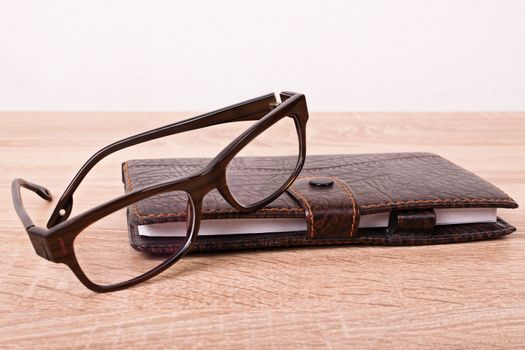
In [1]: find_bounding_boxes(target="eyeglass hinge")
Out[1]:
[269,102,281,110]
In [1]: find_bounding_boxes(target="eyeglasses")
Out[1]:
[12,92,308,292]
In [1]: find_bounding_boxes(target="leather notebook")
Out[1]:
[122,152,518,253]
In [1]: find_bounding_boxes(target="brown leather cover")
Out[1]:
[122,152,518,253]
[288,177,360,239]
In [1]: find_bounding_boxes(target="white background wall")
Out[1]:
[1,0,524,112]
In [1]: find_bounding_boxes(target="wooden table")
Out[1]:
[1,113,523,349]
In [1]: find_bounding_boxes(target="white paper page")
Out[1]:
[138,208,497,237]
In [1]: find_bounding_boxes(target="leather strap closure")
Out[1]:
[287,176,360,239]
[388,209,436,235]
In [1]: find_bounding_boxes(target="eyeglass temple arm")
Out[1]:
[12,178,53,230]
[46,92,286,228]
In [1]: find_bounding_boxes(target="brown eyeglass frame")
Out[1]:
[11,91,308,293]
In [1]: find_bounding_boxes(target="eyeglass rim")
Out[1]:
[11,91,308,292]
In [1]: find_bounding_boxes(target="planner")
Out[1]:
[122,152,518,253]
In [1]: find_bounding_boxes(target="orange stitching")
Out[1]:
[134,207,304,219]
[332,178,358,237]
[288,184,315,238]
[361,198,514,209]
[123,162,143,221]
[290,176,359,238]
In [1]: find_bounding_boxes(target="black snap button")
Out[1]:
[309,178,334,188]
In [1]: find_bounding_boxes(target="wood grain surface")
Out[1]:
[0,112,524,349]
